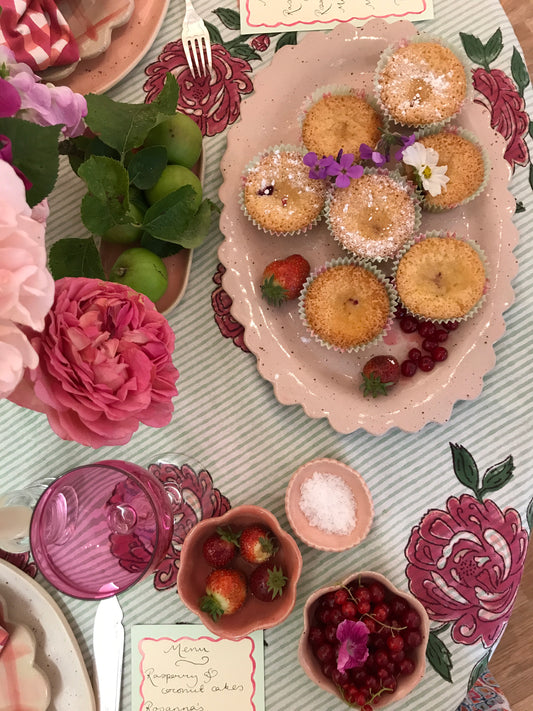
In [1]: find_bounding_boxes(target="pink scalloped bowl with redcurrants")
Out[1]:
[177,505,303,640]
[298,571,430,708]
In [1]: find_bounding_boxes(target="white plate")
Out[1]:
[0,559,96,711]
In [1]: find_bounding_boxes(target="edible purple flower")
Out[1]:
[0,77,21,118]
[359,142,388,166]
[394,133,416,161]
[327,151,364,188]
[303,151,329,180]
[336,619,369,673]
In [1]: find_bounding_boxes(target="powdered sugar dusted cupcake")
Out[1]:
[299,257,397,352]
[325,169,421,261]
[409,126,490,210]
[299,86,384,162]
[375,36,471,128]
[241,145,328,236]
[394,231,487,322]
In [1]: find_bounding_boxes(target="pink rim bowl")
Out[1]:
[298,571,430,707]
[177,505,303,640]
[285,459,374,551]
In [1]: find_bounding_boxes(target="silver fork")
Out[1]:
[181,0,212,78]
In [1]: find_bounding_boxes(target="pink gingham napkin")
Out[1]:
[0,0,79,71]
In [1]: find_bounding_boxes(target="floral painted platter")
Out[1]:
[218,18,519,435]
[54,0,170,95]
[0,559,96,710]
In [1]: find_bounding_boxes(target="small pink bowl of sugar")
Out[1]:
[285,458,374,552]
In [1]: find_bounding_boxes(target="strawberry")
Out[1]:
[249,563,287,602]
[200,568,247,621]
[260,254,310,306]
[240,525,278,564]
[202,526,241,568]
[360,355,401,397]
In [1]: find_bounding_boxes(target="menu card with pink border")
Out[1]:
[131,625,264,711]
[240,0,434,33]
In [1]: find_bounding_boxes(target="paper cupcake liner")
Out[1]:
[374,33,474,131]
[297,85,387,160]
[324,167,422,262]
[393,230,488,324]
[239,144,327,237]
[408,125,491,211]
[298,256,398,353]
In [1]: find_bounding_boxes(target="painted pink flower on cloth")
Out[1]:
[148,460,231,590]
[473,67,529,170]
[9,278,179,448]
[251,35,270,52]
[212,263,249,353]
[0,549,37,578]
[144,40,253,137]
[406,493,528,647]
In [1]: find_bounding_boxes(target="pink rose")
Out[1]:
[406,494,528,647]
[13,277,179,448]
[0,320,38,398]
[144,41,253,137]
[473,67,530,170]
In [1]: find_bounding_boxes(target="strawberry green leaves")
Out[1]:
[450,443,514,502]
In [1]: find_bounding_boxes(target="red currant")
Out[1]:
[404,610,421,629]
[357,600,371,615]
[432,346,448,362]
[374,650,389,668]
[386,635,404,653]
[334,588,349,606]
[329,608,344,626]
[401,359,417,377]
[373,603,390,622]
[308,626,325,647]
[404,629,423,649]
[418,355,435,372]
[408,347,422,362]
[399,658,416,675]
[324,624,337,643]
[422,338,439,352]
[442,320,459,331]
[391,597,408,617]
[434,328,448,342]
[315,642,335,664]
[418,321,436,338]
[368,582,386,603]
[355,586,371,603]
[341,600,357,620]
[399,315,418,333]
[363,617,377,633]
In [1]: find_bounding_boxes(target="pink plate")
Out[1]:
[285,458,374,552]
[218,18,519,435]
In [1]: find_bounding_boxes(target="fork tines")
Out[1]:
[183,36,212,78]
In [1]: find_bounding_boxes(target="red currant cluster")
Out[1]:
[308,579,424,710]
[397,306,460,377]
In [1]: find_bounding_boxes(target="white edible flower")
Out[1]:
[402,142,450,196]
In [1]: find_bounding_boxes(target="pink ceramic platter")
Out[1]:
[218,18,519,435]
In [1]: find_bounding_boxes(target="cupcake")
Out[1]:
[326,169,421,260]
[300,88,383,162]
[299,259,395,352]
[395,232,486,322]
[241,146,328,236]
[375,38,469,127]
[410,128,489,210]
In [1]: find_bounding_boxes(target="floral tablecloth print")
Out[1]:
[1,1,532,710]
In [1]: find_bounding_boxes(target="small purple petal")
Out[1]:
[303,151,318,167]
[319,155,336,168]
[326,161,341,177]
[339,152,356,169]
[346,164,364,180]
[372,150,388,166]
[335,173,351,188]
[0,78,21,117]
[359,143,374,160]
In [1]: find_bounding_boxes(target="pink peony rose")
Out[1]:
[0,320,38,398]
[211,263,249,353]
[406,494,528,647]
[12,277,180,448]
[144,41,253,137]
[473,67,530,170]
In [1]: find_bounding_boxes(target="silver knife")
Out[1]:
[93,596,124,711]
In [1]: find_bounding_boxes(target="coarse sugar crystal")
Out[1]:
[298,471,356,535]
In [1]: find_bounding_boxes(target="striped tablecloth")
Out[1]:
[1,0,531,709]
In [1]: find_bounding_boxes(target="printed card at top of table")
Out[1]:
[131,624,264,711]
[240,0,434,34]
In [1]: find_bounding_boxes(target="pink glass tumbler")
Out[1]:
[30,460,174,599]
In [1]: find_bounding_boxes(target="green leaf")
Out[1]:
[479,455,514,498]
[140,232,184,258]
[80,194,115,235]
[0,117,61,207]
[85,73,179,158]
[213,7,240,30]
[426,631,453,683]
[48,237,105,280]
[529,121,533,140]
[229,43,261,62]
[142,185,199,241]
[276,32,297,52]
[467,651,490,691]
[127,146,167,190]
[78,156,130,230]
[511,47,530,96]
[459,32,487,68]
[60,135,120,175]
[205,20,224,46]
[169,199,215,249]
[530,164,533,192]
[484,28,503,65]
[450,443,480,495]
[526,496,533,533]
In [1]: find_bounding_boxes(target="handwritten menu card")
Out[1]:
[240,0,434,34]
[131,624,264,711]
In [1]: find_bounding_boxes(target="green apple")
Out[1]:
[102,203,145,244]
[145,164,202,211]
[109,247,168,303]
[144,113,202,168]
